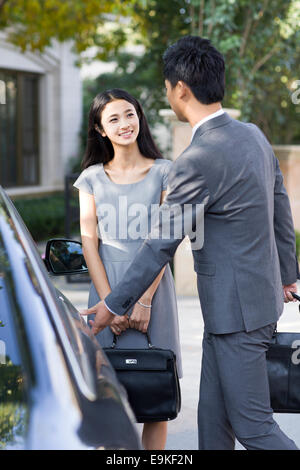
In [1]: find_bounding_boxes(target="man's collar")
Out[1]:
[191,108,225,142]
[191,111,232,142]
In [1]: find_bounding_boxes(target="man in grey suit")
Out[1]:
[83,36,299,449]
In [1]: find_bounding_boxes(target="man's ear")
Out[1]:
[176,81,187,98]
[177,81,190,100]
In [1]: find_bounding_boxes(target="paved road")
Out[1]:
[52,276,300,450]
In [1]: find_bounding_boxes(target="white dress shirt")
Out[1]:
[191,108,225,142]
[104,300,118,315]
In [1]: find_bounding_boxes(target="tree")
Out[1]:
[82,0,191,130]
[2,0,299,144]
[187,0,300,144]
[0,0,139,56]
[84,0,300,144]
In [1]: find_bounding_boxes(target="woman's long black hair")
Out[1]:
[82,89,163,170]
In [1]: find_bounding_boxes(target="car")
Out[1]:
[0,186,141,450]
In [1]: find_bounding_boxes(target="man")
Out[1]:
[82,36,299,450]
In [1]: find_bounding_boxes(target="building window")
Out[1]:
[0,70,39,188]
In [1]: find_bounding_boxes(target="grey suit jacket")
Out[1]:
[105,113,298,334]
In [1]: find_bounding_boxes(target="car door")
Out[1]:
[0,187,140,449]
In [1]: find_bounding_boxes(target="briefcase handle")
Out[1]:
[290,292,300,315]
[291,292,300,302]
[111,331,154,349]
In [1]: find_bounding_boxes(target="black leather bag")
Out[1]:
[266,293,300,413]
[103,332,181,423]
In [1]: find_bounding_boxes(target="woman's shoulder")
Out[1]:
[155,157,172,166]
[153,158,173,190]
[73,163,102,194]
[80,163,102,176]
[154,158,173,172]
[78,163,103,181]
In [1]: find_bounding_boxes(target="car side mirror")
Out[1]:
[44,239,88,275]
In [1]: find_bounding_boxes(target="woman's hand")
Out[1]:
[110,314,130,336]
[129,301,151,333]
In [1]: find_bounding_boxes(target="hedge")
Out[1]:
[13,194,79,242]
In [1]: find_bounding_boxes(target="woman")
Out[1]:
[73,89,182,450]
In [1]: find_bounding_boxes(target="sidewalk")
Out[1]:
[51,275,300,450]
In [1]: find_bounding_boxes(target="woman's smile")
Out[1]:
[119,130,134,138]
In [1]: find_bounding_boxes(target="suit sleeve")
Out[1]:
[273,156,298,284]
[104,155,210,315]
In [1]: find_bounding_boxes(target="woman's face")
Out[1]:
[99,99,140,147]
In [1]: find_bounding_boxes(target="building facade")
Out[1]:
[0,33,82,197]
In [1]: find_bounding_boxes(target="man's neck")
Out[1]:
[186,102,223,128]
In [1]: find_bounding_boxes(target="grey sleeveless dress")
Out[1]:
[74,158,182,378]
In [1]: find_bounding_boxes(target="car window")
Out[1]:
[0,249,31,450]
[54,289,96,395]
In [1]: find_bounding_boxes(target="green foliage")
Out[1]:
[0,403,25,449]
[0,363,23,403]
[2,0,299,144]
[0,0,140,56]
[84,0,300,145]
[82,1,190,129]
[0,361,26,449]
[13,194,76,242]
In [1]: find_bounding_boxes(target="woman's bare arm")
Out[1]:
[79,190,129,333]
[79,190,111,300]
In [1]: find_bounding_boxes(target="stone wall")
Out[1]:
[273,145,300,232]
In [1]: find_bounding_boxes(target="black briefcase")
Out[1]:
[104,332,181,423]
[266,293,300,413]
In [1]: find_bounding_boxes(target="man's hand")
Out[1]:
[110,314,130,336]
[129,302,151,333]
[283,283,298,303]
[80,300,115,336]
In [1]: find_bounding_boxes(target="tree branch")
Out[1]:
[198,0,205,37]
[239,7,253,57]
[240,0,271,57]
[190,4,195,34]
[251,0,270,33]
[207,0,215,36]
[0,0,8,11]
[251,44,279,75]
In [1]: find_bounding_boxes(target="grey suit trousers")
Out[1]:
[198,323,298,450]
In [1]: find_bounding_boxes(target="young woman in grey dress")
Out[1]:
[73,89,182,450]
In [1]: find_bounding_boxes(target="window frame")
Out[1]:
[0,68,40,188]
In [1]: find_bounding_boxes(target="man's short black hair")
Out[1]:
[163,36,225,104]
